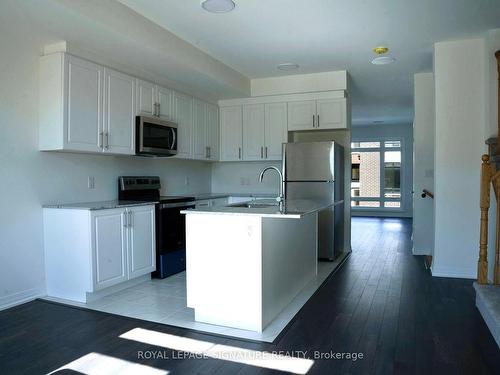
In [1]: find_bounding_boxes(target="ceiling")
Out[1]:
[118,0,500,125]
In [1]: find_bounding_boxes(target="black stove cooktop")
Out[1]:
[118,176,195,203]
[159,195,195,203]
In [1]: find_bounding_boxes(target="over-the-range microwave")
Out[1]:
[136,116,178,157]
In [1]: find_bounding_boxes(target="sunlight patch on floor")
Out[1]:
[47,352,168,375]
[120,327,314,374]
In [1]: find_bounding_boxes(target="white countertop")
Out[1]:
[193,193,276,200]
[181,199,338,219]
[42,200,156,210]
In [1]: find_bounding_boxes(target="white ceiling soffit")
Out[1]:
[118,0,500,125]
[15,0,250,102]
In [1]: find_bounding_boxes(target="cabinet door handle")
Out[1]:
[317,115,320,128]
[99,132,104,149]
[261,146,263,159]
[208,146,211,159]
[238,147,241,160]
[123,211,128,227]
[265,146,268,159]
[312,115,315,128]
[128,211,133,227]
[104,132,109,150]
[157,103,160,117]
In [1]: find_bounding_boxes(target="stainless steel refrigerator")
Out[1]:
[282,141,345,260]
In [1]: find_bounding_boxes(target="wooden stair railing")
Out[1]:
[477,50,500,285]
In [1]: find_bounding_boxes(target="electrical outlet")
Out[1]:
[88,176,95,189]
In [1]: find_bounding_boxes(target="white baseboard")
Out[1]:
[431,266,476,279]
[0,287,46,311]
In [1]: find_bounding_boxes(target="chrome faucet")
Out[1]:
[259,166,285,207]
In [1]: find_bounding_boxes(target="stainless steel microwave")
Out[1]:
[136,116,177,157]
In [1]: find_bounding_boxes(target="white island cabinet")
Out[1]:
[183,200,330,332]
[43,203,155,303]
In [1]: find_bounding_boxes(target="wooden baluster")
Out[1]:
[494,50,500,284]
[495,177,500,284]
[478,154,491,284]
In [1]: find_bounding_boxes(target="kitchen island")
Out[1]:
[181,199,334,332]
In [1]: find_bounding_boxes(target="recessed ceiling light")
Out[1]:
[201,0,235,13]
[371,56,396,65]
[277,63,300,71]
[371,46,396,65]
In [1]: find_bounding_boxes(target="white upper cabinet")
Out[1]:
[220,106,243,161]
[287,100,316,131]
[136,80,173,120]
[316,98,346,130]
[287,98,347,131]
[65,55,104,152]
[206,103,219,161]
[127,205,156,279]
[243,104,265,161]
[103,68,135,154]
[224,102,286,161]
[193,99,220,161]
[157,85,173,120]
[40,53,136,154]
[173,92,193,159]
[135,79,156,117]
[193,99,207,160]
[264,103,287,160]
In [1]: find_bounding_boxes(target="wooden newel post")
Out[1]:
[478,154,491,284]
[494,50,500,284]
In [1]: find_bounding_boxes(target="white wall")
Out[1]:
[350,124,414,218]
[413,73,435,255]
[211,161,281,194]
[485,29,500,138]
[432,38,487,279]
[251,71,348,97]
[0,3,212,310]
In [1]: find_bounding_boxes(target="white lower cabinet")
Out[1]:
[127,205,156,279]
[44,204,156,302]
[93,209,128,290]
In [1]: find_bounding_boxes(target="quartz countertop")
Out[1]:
[42,200,156,210]
[181,199,339,219]
[193,193,276,200]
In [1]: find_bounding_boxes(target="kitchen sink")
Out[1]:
[228,201,279,209]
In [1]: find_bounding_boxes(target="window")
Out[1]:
[351,139,402,210]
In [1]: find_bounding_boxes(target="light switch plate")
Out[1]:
[88,176,95,189]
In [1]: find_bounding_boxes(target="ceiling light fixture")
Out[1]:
[371,46,396,65]
[277,63,300,71]
[201,0,235,13]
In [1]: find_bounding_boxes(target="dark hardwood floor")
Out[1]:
[1,217,499,374]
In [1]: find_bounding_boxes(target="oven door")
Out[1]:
[137,116,177,156]
[156,201,194,254]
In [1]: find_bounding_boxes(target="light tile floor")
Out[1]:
[47,258,344,342]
